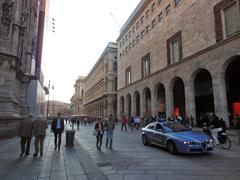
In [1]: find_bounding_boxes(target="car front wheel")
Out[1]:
[167,141,177,154]
[142,135,149,145]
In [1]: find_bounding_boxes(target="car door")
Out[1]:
[154,123,167,146]
[145,123,156,143]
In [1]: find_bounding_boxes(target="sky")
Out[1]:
[42,0,141,103]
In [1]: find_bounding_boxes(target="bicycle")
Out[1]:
[203,124,231,150]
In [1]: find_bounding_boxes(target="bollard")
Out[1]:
[65,130,75,147]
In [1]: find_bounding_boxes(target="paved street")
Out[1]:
[0,123,240,180]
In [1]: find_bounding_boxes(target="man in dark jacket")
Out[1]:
[51,112,64,150]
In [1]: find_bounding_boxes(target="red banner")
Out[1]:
[233,102,240,115]
[173,107,180,117]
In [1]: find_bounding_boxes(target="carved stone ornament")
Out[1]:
[21,9,29,26]
[1,0,14,34]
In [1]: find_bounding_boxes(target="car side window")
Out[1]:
[155,124,163,131]
[148,124,155,129]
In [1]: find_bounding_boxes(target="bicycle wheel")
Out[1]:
[220,136,231,150]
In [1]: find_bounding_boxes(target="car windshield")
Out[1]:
[163,123,191,132]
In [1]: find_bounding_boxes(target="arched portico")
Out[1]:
[193,69,215,126]
[225,56,240,126]
[126,94,132,118]
[154,83,166,116]
[142,87,152,116]
[133,91,141,116]
[172,77,186,118]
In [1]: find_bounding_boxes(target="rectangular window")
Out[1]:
[129,30,132,38]
[146,25,150,34]
[170,40,180,64]
[136,21,139,29]
[146,10,150,18]
[120,42,122,48]
[126,67,132,85]
[132,40,135,47]
[152,18,156,29]
[113,62,117,72]
[141,30,145,38]
[167,31,182,65]
[114,77,118,90]
[174,0,181,7]
[141,16,144,24]
[166,4,171,15]
[158,12,163,23]
[142,53,150,78]
[223,2,240,37]
[132,26,135,33]
[136,35,140,43]
[151,3,156,12]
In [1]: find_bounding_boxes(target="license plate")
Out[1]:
[207,143,213,148]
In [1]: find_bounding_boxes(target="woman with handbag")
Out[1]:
[94,118,104,150]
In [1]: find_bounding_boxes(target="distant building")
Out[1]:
[72,76,85,115]
[0,0,48,138]
[44,100,70,118]
[70,95,75,115]
[72,42,118,118]
[117,0,240,125]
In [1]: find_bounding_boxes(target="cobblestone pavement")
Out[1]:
[0,123,239,180]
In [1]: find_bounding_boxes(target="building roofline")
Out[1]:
[84,42,117,81]
[117,0,150,41]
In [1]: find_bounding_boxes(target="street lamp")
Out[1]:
[44,80,54,121]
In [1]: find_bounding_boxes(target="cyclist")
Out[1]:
[210,115,223,145]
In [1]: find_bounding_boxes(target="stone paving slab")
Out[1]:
[1,123,240,180]
[0,127,108,180]
[74,124,240,180]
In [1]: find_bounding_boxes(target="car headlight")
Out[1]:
[183,141,193,145]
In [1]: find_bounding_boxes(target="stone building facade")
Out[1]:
[117,0,240,125]
[72,76,85,115]
[0,0,47,137]
[73,42,118,119]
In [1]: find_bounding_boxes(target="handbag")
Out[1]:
[93,130,98,136]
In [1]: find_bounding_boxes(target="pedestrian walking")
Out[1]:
[94,118,104,150]
[77,119,80,130]
[32,115,48,157]
[130,116,134,131]
[233,115,240,145]
[134,115,140,131]
[105,114,115,149]
[121,113,128,132]
[18,114,34,157]
[51,112,65,150]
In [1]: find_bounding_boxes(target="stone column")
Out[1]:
[165,84,173,118]
[212,71,229,125]
[184,80,196,124]
[151,87,158,117]
[141,91,145,117]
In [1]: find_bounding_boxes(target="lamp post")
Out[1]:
[46,80,50,121]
